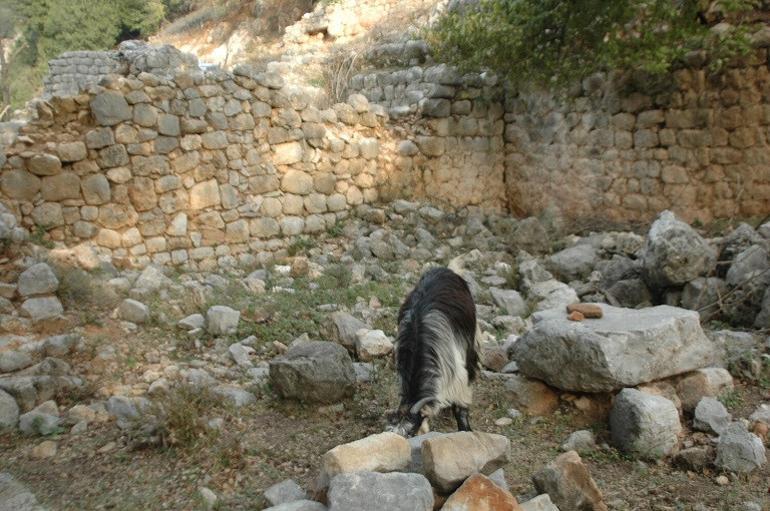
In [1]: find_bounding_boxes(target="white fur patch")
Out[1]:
[422,310,473,410]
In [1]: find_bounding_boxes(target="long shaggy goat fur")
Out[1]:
[386,267,480,437]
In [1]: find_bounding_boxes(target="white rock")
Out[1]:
[17,263,59,297]
[117,298,149,324]
[610,388,681,459]
[355,329,393,362]
[206,305,240,335]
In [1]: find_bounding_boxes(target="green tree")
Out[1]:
[428,0,760,91]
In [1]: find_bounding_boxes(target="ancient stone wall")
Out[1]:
[349,49,770,224]
[349,64,507,211]
[1,66,389,270]
[504,52,770,224]
[42,41,199,99]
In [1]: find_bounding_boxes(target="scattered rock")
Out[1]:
[20,296,64,323]
[749,403,770,424]
[324,312,369,352]
[548,244,599,281]
[561,430,597,453]
[520,494,560,511]
[30,440,57,459]
[442,473,521,511]
[118,298,150,324]
[19,401,60,436]
[229,343,255,368]
[715,422,767,473]
[198,487,217,511]
[106,395,141,429]
[327,471,432,511]
[0,350,33,373]
[318,432,410,489]
[355,329,393,362]
[17,263,59,297]
[264,479,307,507]
[568,311,584,322]
[206,305,240,335]
[178,314,205,330]
[673,446,713,472]
[676,368,734,412]
[609,388,681,459]
[514,305,718,392]
[264,501,326,511]
[422,431,511,492]
[504,375,559,416]
[641,210,716,288]
[490,288,528,317]
[0,389,19,431]
[211,385,256,407]
[532,450,608,511]
[0,472,48,511]
[693,397,731,435]
[270,341,355,404]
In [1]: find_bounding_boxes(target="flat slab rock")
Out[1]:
[317,432,410,489]
[327,472,433,511]
[513,304,719,392]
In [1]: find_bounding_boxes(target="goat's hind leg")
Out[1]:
[452,404,471,432]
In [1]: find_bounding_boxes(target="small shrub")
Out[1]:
[287,236,316,257]
[150,384,225,448]
[323,263,352,288]
[30,225,54,249]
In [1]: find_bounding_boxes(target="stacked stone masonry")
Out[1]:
[352,49,770,223]
[349,64,507,211]
[1,65,389,270]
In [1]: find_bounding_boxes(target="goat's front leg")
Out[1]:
[452,405,472,432]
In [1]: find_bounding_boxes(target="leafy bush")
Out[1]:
[427,0,760,90]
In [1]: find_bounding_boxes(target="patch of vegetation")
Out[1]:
[326,220,345,238]
[149,384,228,448]
[427,0,760,92]
[287,236,317,257]
[55,265,119,311]
[719,388,745,409]
[29,225,54,249]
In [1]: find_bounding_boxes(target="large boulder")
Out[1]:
[318,432,410,489]
[715,422,767,473]
[270,341,355,403]
[641,210,716,289]
[609,389,681,460]
[532,451,607,511]
[422,431,511,492]
[442,473,521,511]
[327,472,433,511]
[512,304,718,392]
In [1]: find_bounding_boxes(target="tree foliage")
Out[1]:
[0,0,173,110]
[427,0,762,90]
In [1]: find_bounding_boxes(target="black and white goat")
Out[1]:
[385,267,480,437]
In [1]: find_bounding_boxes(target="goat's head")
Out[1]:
[384,398,433,438]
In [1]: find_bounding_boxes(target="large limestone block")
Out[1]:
[318,432,410,489]
[513,304,718,392]
[422,431,511,492]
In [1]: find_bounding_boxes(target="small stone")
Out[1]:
[495,417,514,427]
[610,388,681,459]
[561,430,597,453]
[17,263,59,297]
[324,312,369,351]
[693,397,731,435]
[30,440,57,459]
[19,401,60,436]
[442,473,521,511]
[178,314,205,330]
[355,329,393,362]
[20,296,64,322]
[519,494,560,511]
[504,375,559,416]
[0,389,19,431]
[532,451,608,511]
[715,422,767,473]
[198,487,218,511]
[715,475,729,486]
[118,298,150,324]
[264,479,307,507]
[228,343,254,368]
[206,305,240,336]
[566,303,603,318]
[568,311,585,322]
[211,385,256,407]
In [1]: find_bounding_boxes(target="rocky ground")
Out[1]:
[0,201,769,510]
